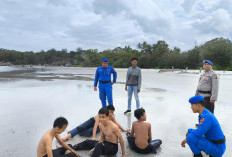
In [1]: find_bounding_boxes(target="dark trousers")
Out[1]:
[73,139,98,150]
[92,141,118,157]
[73,139,118,157]
[126,132,162,154]
[43,144,76,157]
[69,117,100,138]
[204,97,215,114]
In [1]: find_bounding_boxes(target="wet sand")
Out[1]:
[0,66,231,157]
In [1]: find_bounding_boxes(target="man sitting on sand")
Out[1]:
[71,107,127,157]
[37,117,80,157]
[62,105,128,141]
[126,108,162,154]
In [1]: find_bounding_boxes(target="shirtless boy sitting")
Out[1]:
[126,108,162,154]
[37,117,80,157]
[62,105,128,141]
[71,107,126,157]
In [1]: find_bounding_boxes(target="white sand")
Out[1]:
[0,66,231,157]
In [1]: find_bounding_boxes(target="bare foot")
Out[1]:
[64,150,71,155]
[62,133,72,142]
[89,148,94,156]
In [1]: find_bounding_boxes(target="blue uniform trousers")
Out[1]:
[99,83,113,107]
[187,133,226,157]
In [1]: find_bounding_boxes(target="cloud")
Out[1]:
[0,0,231,52]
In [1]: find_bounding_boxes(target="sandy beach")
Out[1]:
[0,66,231,157]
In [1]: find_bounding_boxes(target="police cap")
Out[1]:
[102,58,109,62]
[189,95,204,104]
[203,60,213,66]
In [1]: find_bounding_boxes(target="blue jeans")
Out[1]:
[187,133,226,157]
[126,132,162,154]
[128,86,140,110]
[69,117,100,138]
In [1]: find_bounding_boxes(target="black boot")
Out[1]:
[124,110,131,114]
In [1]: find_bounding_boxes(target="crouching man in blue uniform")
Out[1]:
[181,95,226,157]
[94,58,117,107]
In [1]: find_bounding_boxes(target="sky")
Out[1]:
[0,0,232,52]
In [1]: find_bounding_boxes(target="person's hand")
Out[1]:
[125,86,127,91]
[74,152,80,157]
[94,87,97,91]
[181,139,187,147]
[210,100,215,103]
[121,154,127,157]
[92,137,97,141]
[137,89,140,93]
[111,82,114,85]
[186,131,188,137]
[125,128,131,132]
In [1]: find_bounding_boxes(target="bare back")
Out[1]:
[37,130,54,157]
[100,121,119,144]
[132,121,151,149]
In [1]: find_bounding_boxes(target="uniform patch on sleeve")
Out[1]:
[214,74,218,79]
[200,118,205,125]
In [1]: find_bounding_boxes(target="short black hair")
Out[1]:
[106,105,115,111]
[131,57,138,62]
[198,101,205,106]
[98,107,109,116]
[134,108,145,120]
[53,117,68,128]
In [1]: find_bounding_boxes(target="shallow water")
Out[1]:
[0,66,231,157]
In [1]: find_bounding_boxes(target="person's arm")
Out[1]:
[188,115,211,137]
[111,116,127,132]
[138,68,141,91]
[130,123,135,137]
[125,69,129,91]
[114,126,126,157]
[56,134,80,157]
[99,124,105,143]
[94,68,99,90]
[211,73,219,102]
[111,67,117,84]
[181,131,189,147]
[45,138,53,157]
[195,76,201,95]
[92,117,99,139]
[148,124,152,142]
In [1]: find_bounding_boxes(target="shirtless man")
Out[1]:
[126,108,162,154]
[37,117,80,157]
[106,105,129,132]
[72,107,126,157]
[62,105,128,141]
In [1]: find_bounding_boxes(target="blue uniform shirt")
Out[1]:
[188,108,225,141]
[94,66,117,87]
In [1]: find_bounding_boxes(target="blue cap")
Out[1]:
[102,58,109,62]
[204,60,213,66]
[189,95,204,104]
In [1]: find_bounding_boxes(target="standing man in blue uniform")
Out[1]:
[181,95,226,157]
[94,58,117,107]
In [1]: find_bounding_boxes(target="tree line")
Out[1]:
[0,37,232,70]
